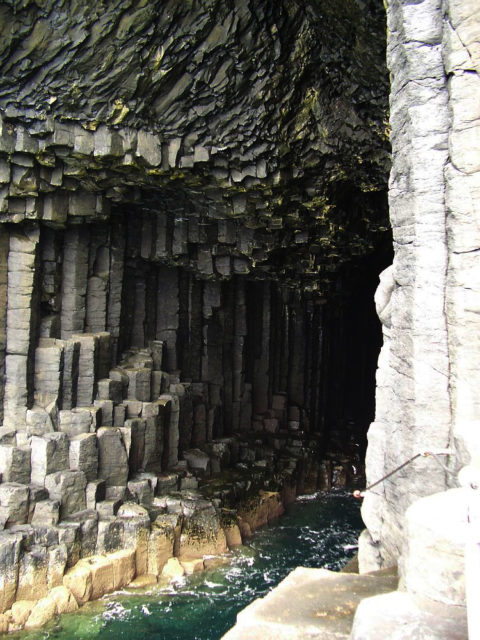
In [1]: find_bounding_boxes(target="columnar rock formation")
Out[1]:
[0,0,391,632]
[360,0,480,573]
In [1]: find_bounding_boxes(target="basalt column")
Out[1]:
[360,0,480,572]
[0,0,391,627]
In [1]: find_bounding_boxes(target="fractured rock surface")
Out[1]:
[0,0,395,634]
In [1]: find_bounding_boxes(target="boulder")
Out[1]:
[63,562,92,605]
[11,599,35,626]
[24,594,57,629]
[49,585,79,614]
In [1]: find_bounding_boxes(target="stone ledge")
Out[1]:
[221,566,397,640]
[351,591,468,640]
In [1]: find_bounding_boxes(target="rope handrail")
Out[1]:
[353,449,454,499]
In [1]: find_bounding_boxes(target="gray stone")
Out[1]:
[30,433,69,486]
[402,489,468,606]
[0,445,31,484]
[31,500,60,527]
[58,407,93,436]
[44,470,87,518]
[0,483,30,527]
[63,509,99,558]
[94,398,114,425]
[69,433,98,481]
[183,448,211,475]
[86,479,106,510]
[26,407,55,436]
[127,479,153,507]
[0,427,16,445]
[34,344,63,407]
[0,531,23,612]
[97,378,123,403]
[96,517,124,554]
[351,591,467,640]
[95,499,122,518]
[97,427,129,487]
[126,368,151,402]
[223,568,397,640]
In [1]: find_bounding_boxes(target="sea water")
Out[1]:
[19,491,362,640]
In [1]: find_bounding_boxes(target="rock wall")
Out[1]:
[360,0,480,571]
[0,0,393,629]
[0,0,390,494]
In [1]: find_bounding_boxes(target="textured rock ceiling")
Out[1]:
[0,0,390,293]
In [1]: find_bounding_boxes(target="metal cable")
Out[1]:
[353,450,454,499]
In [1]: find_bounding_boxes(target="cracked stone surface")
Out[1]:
[359,0,480,572]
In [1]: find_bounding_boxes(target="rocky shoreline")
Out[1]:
[0,480,356,635]
[0,339,361,635]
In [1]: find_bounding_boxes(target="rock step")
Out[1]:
[401,488,468,606]
[221,567,397,640]
[351,591,468,640]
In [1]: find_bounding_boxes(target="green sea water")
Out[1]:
[19,491,362,640]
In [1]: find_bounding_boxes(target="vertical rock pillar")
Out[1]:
[444,0,480,477]
[360,0,457,571]
[0,227,8,421]
[3,225,40,429]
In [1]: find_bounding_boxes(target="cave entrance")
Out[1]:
[99,203,392,488]
[22,198,390,492]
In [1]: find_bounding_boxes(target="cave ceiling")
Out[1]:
[0,0,390,294]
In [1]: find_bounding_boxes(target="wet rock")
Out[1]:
[179,501,228,560]
[224,522,243,548]
[180,558,204,575]
[0,532,23,613]
[11,600,35,626]
[160,557,185,581]
[24,595,57,629]
[49,585,79,614]
[63,562,92,605]
[147,513,181,575]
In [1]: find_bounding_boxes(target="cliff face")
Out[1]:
[360,0,480,570]
[0,2,390,628]
[0,0,390,436]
